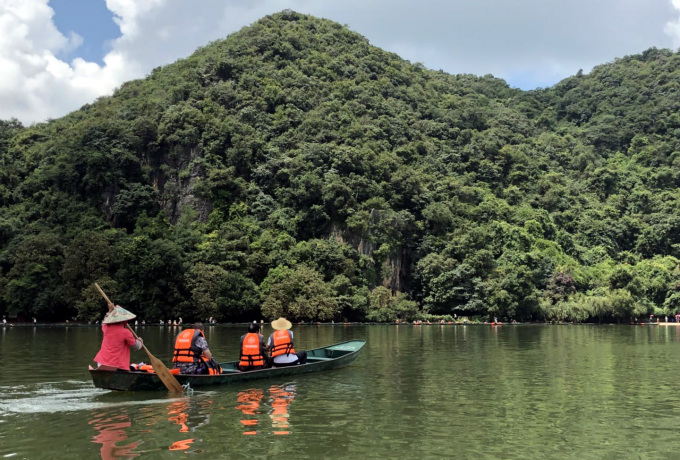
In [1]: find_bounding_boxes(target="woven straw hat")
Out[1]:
[102,305,136,324]
[271,317,292,330]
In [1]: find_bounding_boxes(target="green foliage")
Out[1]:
[186,262,259,322]
[260,265,337,321]
[2,232,69,320]
[367,286,419,322]
[1,13,680,323]
[112,184,160,231]
[61,230,114,320]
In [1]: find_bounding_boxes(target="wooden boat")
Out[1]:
[89,340,365,391]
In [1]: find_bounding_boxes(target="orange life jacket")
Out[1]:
[239,333,266,368]
[270,330,295,358]
[133,363,181,375]
[172,329,205,363]
[205,359,222,375]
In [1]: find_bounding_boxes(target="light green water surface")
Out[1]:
[1,323,679,459]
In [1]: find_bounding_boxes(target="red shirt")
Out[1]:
[94,323,136,369]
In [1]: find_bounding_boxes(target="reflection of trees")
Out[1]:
[235,384,297,435]
[89,409,139,460]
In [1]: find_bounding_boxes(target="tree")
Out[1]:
[367,286,418,322]
[261,265,337,321]
[3,233,69,320]
[186,263,259,321]
[61,230,115,321]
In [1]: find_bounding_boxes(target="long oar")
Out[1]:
[93,283,184,394]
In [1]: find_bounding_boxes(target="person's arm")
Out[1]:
[131,337,143,351]
[196,336,212,360]
[124,329,143,350]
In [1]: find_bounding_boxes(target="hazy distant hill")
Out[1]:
[1,10,679,324]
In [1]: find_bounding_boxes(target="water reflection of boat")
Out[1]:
[89,409,140,460]
[90,340,365,392]
[235,384,297,435]
[89,395,214,456]
[269,384,296,435]
[236,388,264,435]
[166,397,212,452]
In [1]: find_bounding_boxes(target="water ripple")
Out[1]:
[0,381,186,415]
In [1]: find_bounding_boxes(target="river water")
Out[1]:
[1,323,680,459]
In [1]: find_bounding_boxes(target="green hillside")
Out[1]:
[1,11,679,323]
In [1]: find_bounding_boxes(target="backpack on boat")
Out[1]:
[205,358,223,375]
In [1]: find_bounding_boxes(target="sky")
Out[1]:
[1,0,680,125]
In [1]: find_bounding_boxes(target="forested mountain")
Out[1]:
[1,11,679,324]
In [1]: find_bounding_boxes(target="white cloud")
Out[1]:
[0,0,109,124]
[106,0,167,37]
[1,0,680,125]
[0,0,282,124]
[665,0,680,46]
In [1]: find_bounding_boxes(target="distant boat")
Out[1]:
[89,340,365,392]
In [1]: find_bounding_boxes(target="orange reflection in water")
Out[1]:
[269,384,296,435]
[166,398,212,451]
[91,397,213,457]
[235,384,297,435]
[236,388,264,435]
[89,411,140,460]
[168,400,190,433]
[168,439,195,451]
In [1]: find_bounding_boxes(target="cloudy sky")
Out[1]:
[1,0,680,125]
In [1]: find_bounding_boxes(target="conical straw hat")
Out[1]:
[102,305,136,324]
[271,317,292,330]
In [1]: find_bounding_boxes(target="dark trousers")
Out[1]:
[238,364,266,372]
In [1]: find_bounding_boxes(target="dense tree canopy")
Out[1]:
[1,11,679,323]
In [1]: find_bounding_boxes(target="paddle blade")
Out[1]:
[126,324,183,393]
[147,350,184,393]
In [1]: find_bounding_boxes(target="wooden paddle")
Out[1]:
[93,283,184,394]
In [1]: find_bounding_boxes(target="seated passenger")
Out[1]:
[268,317,307,367]
[239,322,268,371]
[172,322,213,374]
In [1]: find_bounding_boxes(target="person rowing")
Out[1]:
[93,304,144,371]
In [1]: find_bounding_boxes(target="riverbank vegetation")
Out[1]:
[1,11,680,324]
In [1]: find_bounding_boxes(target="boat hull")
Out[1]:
[89,340,365,391]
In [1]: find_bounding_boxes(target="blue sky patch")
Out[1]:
[49,0,120,64]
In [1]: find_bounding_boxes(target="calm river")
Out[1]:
[1,323,680,459]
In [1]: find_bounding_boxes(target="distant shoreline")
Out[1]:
[1,321,673,327]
